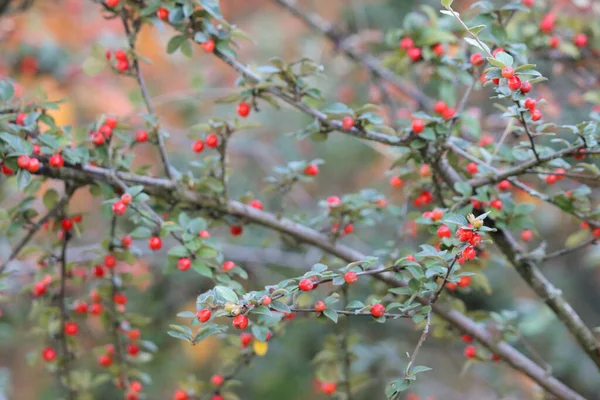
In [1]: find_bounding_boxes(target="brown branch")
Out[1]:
[515,102,541,162]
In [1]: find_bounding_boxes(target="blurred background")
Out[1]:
[1,0,600,399]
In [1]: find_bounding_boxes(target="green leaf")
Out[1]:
[180,40,193,58]
[469,25,486,35]
[199,0,224,21]
[322,308,338,323]
[214,286,239,303]
[441,0,454,7]
[192,260,213,277]
[408,365,433,375]
[464,37,491,55]
[270,300,290,313]
[494,52,513,67]
[82,57,105,77]
[176,311,197,318]
[126,185,145,197]
[129,226,152,239]
[311,263,327,273]
[321,102,353,116]
[167,245,190,258]
[17,169,31,190]
[43,189,60,209]
[167,35,187,54]
[197,246,218,259]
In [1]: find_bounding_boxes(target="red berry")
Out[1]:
[121,235,132,248]
[442,107,456,120]
[390,176,403,188]
[106,0,119,7]
[554,168,566,181]
[573,33,588,48]
[135,130,148,142]
[17,155,30,169]
[314,301,326,312]
[592,228,600,238]
[412,119,424,133]
[240,333,252,348]
[237,102,250,117]
[501,66,514,79]
[157,7,169,20]
[490,199,503,210]
[113,292,127,305]
[112,201,127,216]
[344,271,358,284]
[230,225,243,236]
[27,158,40,173]
[115,50,127,61]
[32,144,41,155]
[370,303,385,318]
[431,209,443,221]
[121,193,132,205]
[304,163,319,176]
[492,48,505,57]
[466,162,478,175]
[16,112,27,125]
[61,218,73,231]
[399,37,414,50]
[178,258,192,271]
[104,255,117,268]
[407,47,422,62]
[549,36,559,48]
[461,334,473,343]
[261,296,272,306]
[105,117,117,129]
[49,154,64,168]
[341,117,354,130]
[206,134,218,148]
[433,101,447,114]
[92,132,105,146]
[522,0,534,6]
[249,199,263,210]
[492,78,500,85]
[524,98,536,110]
[458,276,471,287]
[464,345,477,358]
[192,140,204,153]
[197,309,212,323]
[462,246,476,260]
[199,230,211,238]
[470,53,484,66]
[299,279,315,291]
[521,229,534,242]
[74,301,88,313]
[148,236,162,251]
[327,195,341,208]
[322,382,337,395]
[201,39,215,53]
[343,224,354,235]
[32,281,46,296]
[127,343,139,356]
[437,225,452,238]
[210,374,224,386]
[116,60,129,72]
[456,228,473,242]
[105,50,112,60]
[130,381,142,393]
[520,81,532,93]
[432,43,444,57]
[42,347,57,362]
[545,174,557,185]
[507,76,521,91]
[539,13,555,34]
[531,109,542,121]
[212,395,223,400]
[98,354,112,367]
[469,233,482,247]
[128,328,141,340]
[232,314,249,330]
[64,321,78,336]
[222,261,235,271]
[406,254,416,262]
[497,180,511,190]
[93,265,105,278]
[420,164,431,177]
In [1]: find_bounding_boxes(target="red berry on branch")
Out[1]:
[399,37,414,50]
[433,101,447,114]
[573,33,588,48]
[327,196,341,208]
[249,199,263,210]
[112,200,127,216]
[199,230,211,238]
[412,119,424,133]
[462,246,476,260]
[93,265,105,278]
[178,258,192,271]
[98,354,112,367]
[464,345,477,358]
[121,235,132,248]
[458,276,471,287]
[64,321,78,336]
[261,296,272,306]
[157,7,169,20]
[128,328,141,341]
[62,218,73,231]
[522,0,534,6]
[437,225,452,238]
[456,228,473,242]
[222,261,235,271]
[121,193,132,205]
[16,112,27,125]
[549,36,559,48]
[115,50,127,61]
[304,163,319,176]
[442,107,456,120]
[135,130,148,142]
[114,292,127,305]
[390,176,403,188]
[507,76,521,91]
[501,66,514,79]
[539,13,555,33]
[497,180,511,190]
[524,98,536,110]
[466,162,478,175]
[230,225,243,236]
[240,333,252,348]
[117,60,129,72]
[17,155,30,169]
[49,153,64,168]
[28,158,41,172]
[341,117,354,130]
[104,255,116,268]
[148,236,162,251]
[370,303,385,318]
[74,301,88,313]
[531,109,542,121]
[32,281,46,296]
[299,279,315,291]
[197,309,212,323]
[521,229,534,242]
[314,301,326,312]
[321,382,337,395]
[343,224,354,235]
[432,43,444,57]
[105,117,117,129]
[592,228,600,238]
[202,40,215,53]
[42,347,57,362]
[237,102,250,117]
[545,174,557,185]
[470,53,484,66]
[206,134,218,148]
[344,271,358,284]
[232,314,249,330]
[490,199,503,210]
[130,381,142,393]
[520,81,532,93]
[407,47,422,62]
[174,389,188,400]
[106,0,119,7]
[192,140,204,153]
[420,164,431,177]
[461,334,473,343]
[210,375,224,386]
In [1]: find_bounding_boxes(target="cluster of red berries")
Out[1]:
[90,117,117,146]
[433,100,456,120]
[413,190,433,207]
[191,133,220,153]
[400,37,444,62]
[112,192,133,216]
[423,209,444,221]
[106,49,130,73]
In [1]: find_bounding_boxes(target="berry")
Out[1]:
[232,314,249,330]
[32,281,46,296]
[113,292,127,305]
[390,176,403,188]
[49,154,64,168]
[322,382,337,395]
[135,130,148,142]
[432,43,444,57]
[249,199,263,210]
[115,50,127,61]
[437,225,452,238]
[343,224,354,235]
[197,309,212,323]
[92,132,105,145]
[497,180,511,190]
[490,199,503,210]
[341,117,354,130]
[112,201,127,216]
[304,163,319,176]
[98,354,112,367]
[399,37,414,50]
[545,174,557,185]
[16,112,27,125]
[406,255,416,262]
[104,255,117,268]
[116,60,129,72]
[412,119,424,133]
[128,328,141,340]
[222,261,235,271]
[344,271,358,284]
[521,229,534,242]
[174,390,189,400]
[121,193,132,205]
[240,333,253,348]
[466,163,478,175]
[524,98,536,110]
[121,235,132,248]
[433,101,447,114]
[210,374,224,386]
[148,236,162,251]
[464,345,476,358]
[17,155,30,169]
[314,301,326,312]
[127,343,140,356]
[573,33,588,48]
[327,196,341,208]
[89,303,103,317]
[469,233,482,247]
[93,265,105,278]
[62,218,73,231]
[206,134,218,148]
[178,258,192,271]
[299,279,315,291]
[592,228,600,238]
[32,144,41,155]
[522,0,534,6]
[370,303,385,318]
[501,66,514,79]
[431,209,443,221]
[74,301,88,313]
[549,36,559,48]
[105,117,117,129]
[442,107,456,120]
[106,0,119,7]
[192,140,204,153]
[456,228,473,242]
[407,47,422,62]
[462,246,476,260]
[492,47,505,57]
[420,164,431,177]
[508,76,521,91]
[470,53,484,66]
[539,13,555,34]
[25,158,41,174]
[520,81,532,93]
[230,225,243,236]
[237,102,250,117]
[261,296,272,306]
[199,230,211,238]
[201,40,215,53]
[42,347,57,362]
[531,109,542,121]
[157,7,169,20]
[461,334,473,343]
[130,381,143,393]
[458,276,471,287]
[64,322,78,335]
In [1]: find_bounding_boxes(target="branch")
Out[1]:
[543,237,598,261]
[271,0,433,109]
[58,223,76,400]
[515,103,541,162]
